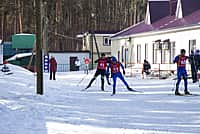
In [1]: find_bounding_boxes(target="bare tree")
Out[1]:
[0,0,146,51]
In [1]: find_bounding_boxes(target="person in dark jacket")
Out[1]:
[49,56,57,80]
[195,49,200,72]
[143,59,151,75]
[189,50,198,83]
[85,53,109,91]
[107,56,134,95]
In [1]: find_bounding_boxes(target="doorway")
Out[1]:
[70,56,77,71]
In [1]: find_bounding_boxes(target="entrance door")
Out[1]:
[70,56,77,71]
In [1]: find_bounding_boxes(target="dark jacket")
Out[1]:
[143,60,151,71]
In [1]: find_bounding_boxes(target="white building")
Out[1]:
[111,0,200,73]
[49,51,90,72]
[77,32,115,69]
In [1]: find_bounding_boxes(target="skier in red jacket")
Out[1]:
[85,53,109,91]
[49,56,57,80]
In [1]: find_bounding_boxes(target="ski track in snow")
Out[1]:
[0,64,200,134]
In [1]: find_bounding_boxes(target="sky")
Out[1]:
[0,64,200,134]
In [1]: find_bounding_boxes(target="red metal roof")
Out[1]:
[113,1,200,38]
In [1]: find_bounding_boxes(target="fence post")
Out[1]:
[158,63,161,79]
[142,63,144,79]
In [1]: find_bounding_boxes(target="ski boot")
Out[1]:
[111,89,116,96]
[184,90,191,95]
[85,85,90,90]
[175,84,181,95]
[127,86,135,91]
[175,88,181,96]
[175,91,182,96]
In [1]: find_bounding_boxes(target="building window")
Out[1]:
[121,46,124,62]
[153,42,161,64]
[153,40,172,64]
[153,40,174,64]
[145,43,148,60]
[162,41,170,64]
[137,44,141,63]
[103,37,111,46]
[117,51,120,61]
[189,40,196,54]
[125,48,129,68]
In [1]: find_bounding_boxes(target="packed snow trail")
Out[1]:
[0,64,200,134]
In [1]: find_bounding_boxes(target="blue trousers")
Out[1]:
[112,72,129,94]
[176,68,188,91]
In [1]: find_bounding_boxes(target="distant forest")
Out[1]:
[0,0,146,51]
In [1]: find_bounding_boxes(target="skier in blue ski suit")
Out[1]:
[107,57,134,95]
[173,49,190,95]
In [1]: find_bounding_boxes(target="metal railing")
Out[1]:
[125,63,193,79]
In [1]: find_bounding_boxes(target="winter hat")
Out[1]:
[111,56,117,62]
[195,49,200,55]
[101,53,105,57]
[181,49,186,54]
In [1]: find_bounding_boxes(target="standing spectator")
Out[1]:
[189,50,198,83]
[195,49,200,72]
[107,56,134,95]
[84,57,90,74]
[85,53,109,91]
[142,59,151,75]
[173,49,190,95]
[75,58,81,71]
[49,56,57,80]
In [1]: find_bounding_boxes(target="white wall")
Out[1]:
[111,26,200,71]
[49,52,90,72]
[84,34,112,68]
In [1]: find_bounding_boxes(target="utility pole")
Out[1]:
[35,0,43,95]
[18,0,23,33]
[42,1,48,54]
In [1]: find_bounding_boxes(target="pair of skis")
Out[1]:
[82,87,142,96]
[174,93,200,96]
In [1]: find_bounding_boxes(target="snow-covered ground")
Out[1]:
[0,64,200,134]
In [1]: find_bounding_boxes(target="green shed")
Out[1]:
[12,34,36,49]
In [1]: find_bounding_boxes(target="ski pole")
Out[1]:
[171,78,177,91]
[76,74,88,86]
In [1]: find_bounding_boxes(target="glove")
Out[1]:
[123,70,125,75]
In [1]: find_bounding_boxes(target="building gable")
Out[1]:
[113,0,200,39]
[181,0,200,17]
[149,1,170,23]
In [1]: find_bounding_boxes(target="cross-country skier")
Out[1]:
[107,56,134,95]
[85,53,109,91]
[173,49,190,95]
